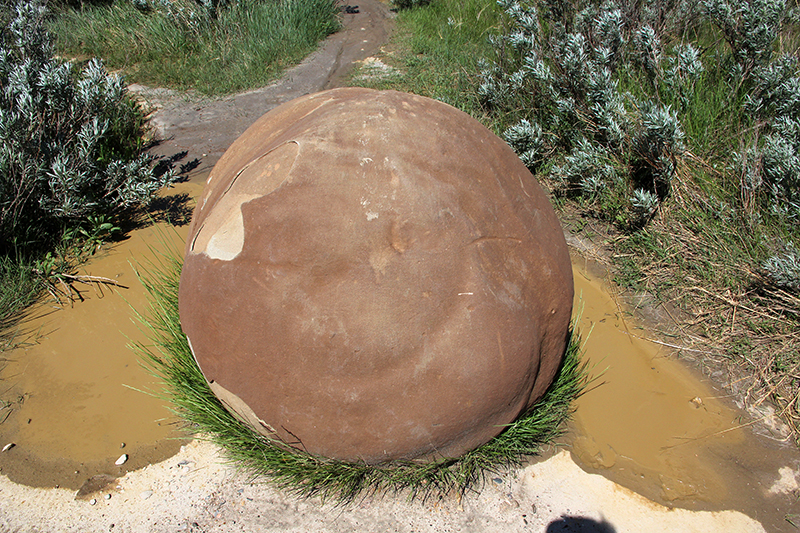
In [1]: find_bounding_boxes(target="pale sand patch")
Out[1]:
[0,441,765,532]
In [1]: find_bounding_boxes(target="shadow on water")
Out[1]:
[145,192,194,227]
[546,515,616,532]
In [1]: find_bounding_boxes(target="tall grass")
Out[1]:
[354,0,500,115]
[50,0,341,95]
[0,256,44,351]
[135,247,588,501]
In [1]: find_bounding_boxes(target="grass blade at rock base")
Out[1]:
[134,251,590,502]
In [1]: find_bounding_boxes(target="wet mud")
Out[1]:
[566,257,800,532]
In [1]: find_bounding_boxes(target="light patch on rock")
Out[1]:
[192,142,299,261]
[208,381,278,439]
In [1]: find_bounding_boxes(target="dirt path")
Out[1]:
[136,0,395,177]
[1,1,800,531]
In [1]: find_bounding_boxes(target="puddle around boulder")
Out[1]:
[0,178,797,531]
[0,181,202,490]
[567,256,800,531]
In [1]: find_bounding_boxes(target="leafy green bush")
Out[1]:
[0,1,175,253]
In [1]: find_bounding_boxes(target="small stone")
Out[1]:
[140,490,153,500]
[119,443,126,449]
[499,498,519,513]
[115,454,128,466]
[89,499,97,506]
[105,494,111,500]
[492,477,503,484]
[2,443,14,452]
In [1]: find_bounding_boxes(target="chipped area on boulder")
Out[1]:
[191,142,300,260]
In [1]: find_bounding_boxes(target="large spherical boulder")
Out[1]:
[179,88,573,463]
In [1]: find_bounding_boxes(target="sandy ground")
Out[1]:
[0,2,797,531]
[0,439,768,533]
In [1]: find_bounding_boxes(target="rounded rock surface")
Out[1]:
[179,88,573,463]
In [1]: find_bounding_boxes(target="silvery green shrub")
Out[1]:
[763,242,800,290]
[503,119,543,170]
[479,0,685,226]
[552,138,621,198]
[482,0,800,229]
[698,0,800,221]
[702,0,786,73]
[629,188,659,226]
[0,1,175,251]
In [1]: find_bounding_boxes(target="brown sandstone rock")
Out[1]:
[179,88,573,463]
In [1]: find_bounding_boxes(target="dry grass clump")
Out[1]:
[608,165,800,443]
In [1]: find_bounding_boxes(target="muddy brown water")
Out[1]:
[0,181,202,490]
[0,179,798,530]
[567,257,800,531]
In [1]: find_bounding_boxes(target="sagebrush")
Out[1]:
[472,0,800,439]
[0,1,175,253]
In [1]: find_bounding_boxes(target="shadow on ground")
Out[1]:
[546,515,616,532]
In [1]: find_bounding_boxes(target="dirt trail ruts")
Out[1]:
[135,0,395,176]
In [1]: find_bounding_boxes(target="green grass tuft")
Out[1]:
[134,248,588,502]
[50,0,341,96]
[0,255,46,352]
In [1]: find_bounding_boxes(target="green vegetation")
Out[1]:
[0,255,45,351]
[136,246,588,501]
[0,1,173,254]
[0,1,179,354]
[354,0,500,114]
[49,0,341,95]
[353,0,800,441]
